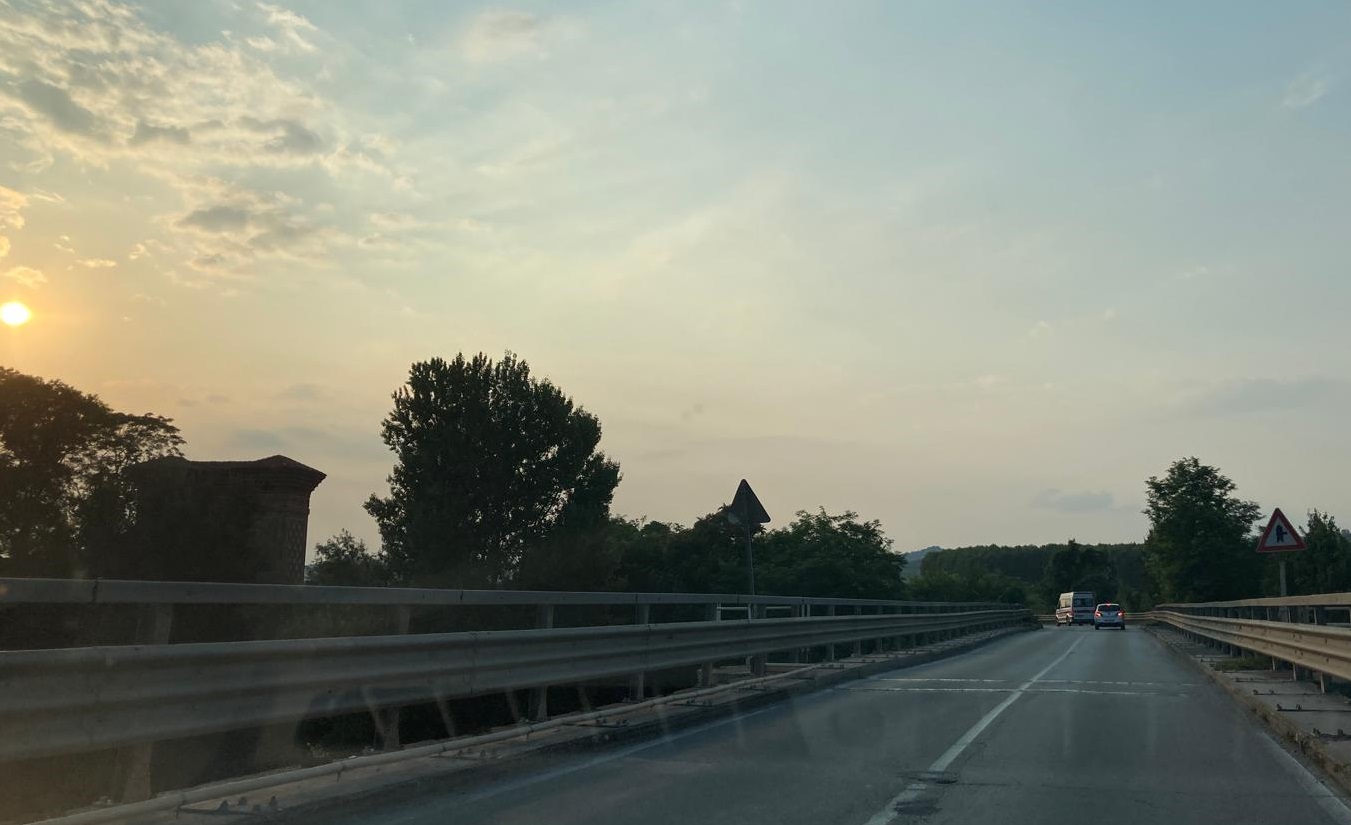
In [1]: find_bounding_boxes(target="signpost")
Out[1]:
[727,479,771,595]
[1256,508,1305,596]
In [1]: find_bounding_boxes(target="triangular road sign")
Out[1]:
[727,479,770,526]
[1256,508,1305,553]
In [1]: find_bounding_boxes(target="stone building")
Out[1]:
[124,455,326,585]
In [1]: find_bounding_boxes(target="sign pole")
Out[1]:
[1256,508,1303,598]
[727,479,769,596]
[745,513,756,596]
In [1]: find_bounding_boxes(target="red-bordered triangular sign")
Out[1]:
[1256,508,1305,553]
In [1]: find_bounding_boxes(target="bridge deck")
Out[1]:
[310,627,1351,825]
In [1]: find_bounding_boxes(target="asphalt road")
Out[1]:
[319,626,1351,825]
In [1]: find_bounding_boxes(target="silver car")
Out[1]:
[1093,603,1125,630]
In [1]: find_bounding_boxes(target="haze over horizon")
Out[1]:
[3,1,1349,557]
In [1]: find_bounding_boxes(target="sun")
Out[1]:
[1,301,32,327]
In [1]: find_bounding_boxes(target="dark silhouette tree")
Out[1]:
[366,353,621,588]
[0,367,182,577]
[306,530,391,587]
[1143,457,1261,602]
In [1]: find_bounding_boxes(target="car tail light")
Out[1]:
[1094,611,1101,618]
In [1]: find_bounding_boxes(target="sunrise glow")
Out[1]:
[1,301,31,327]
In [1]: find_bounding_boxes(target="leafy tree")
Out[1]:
[916,542,1146,611]
[306,530,391,587]
[1143,457,1261,603]
[1279,510,1351,595]
[908,570,1026,604]
[516,516,640,592]
[365,353,621,588]
[618,511,752,595]
[757,509,906,599]
[0,367,182,577]
[1041,539,1117,604]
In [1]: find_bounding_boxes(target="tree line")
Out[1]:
[311,353,906,599]
[4,356,1348,607]
[911,456,1351,609]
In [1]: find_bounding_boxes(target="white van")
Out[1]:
[1055,591,1096,626]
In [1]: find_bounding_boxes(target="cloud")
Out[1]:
[188,252,229,271]
[77,258,117,268]
[0,236,8,259]
[12,78,102,138]
[1034,489,1114,514]
[256,2,319,53]
[369,211,422,231]
[129,239,173,260]
[3,266,46,288]
[240,116,324,155]
[1026,320,1053,340]
[1283,73,1330,109]
[130,121,191,146]
[461,9,544,63]
[1186,376,1347,416]
[1101,308,1117,321]
[177,205,253,233]
[0,187,27,229]
[357,233,398,250]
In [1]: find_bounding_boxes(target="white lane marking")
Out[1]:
[845,686,1188,698]
[862,636,1084,825]
[868,677,1011,684]
[1259,730,1351,825]
[869,677,1196,688]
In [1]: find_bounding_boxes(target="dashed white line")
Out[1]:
[861,636,1084,825]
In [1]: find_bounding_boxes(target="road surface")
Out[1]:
[318,626,1351,825]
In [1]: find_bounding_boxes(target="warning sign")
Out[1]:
[1256,508,1305,553]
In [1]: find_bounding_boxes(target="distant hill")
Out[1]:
[901,545,942,579]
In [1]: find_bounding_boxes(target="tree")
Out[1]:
[757,509,906,599]
[908,569,1027,604]
[0,367,182,577]
[306,530,391,587]
[1041,539,1117,604]
[1143,457,1261,603]
[1282,510,1351,595]
[365,353,621,588]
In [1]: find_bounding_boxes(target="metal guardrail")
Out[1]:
[0,607,1026,762]
[0,577,1029,766]
[0,577,1010,610]
[1154,594,1351,686]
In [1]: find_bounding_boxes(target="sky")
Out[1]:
[2,0,1350,557]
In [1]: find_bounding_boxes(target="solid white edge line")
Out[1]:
[862,635,1084,825]
[1258,730,1351,825]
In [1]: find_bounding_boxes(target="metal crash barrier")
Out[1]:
[0,578,1030,764]
[1155,594,1351,685]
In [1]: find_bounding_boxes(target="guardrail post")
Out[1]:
[630,604,651,700]
[789,604,803,663]
[375,606,412,750]
[825,605,837,661]
[750,604,767,676]
[698,604,719,686]
[113,604,174,802]
[529,605,555,721]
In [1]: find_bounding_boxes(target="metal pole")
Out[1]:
[743,499,756,596]
[1279,560,1288,597]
